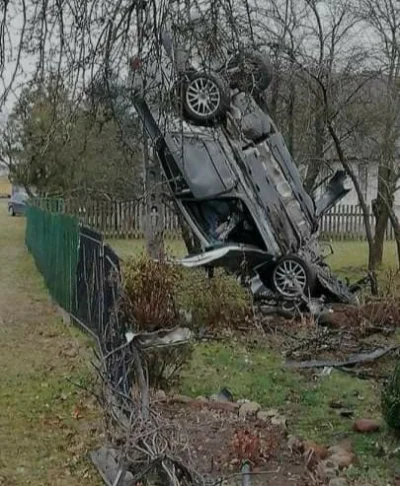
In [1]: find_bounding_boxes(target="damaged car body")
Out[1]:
[130,20,360,308]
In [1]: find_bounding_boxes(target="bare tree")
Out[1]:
[356,0,400,267]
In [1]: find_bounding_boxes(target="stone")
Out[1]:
[352,419,381,433]
[316,459,339,480]
[238,401,261,417]
[171,394,192,404]
[329,478,349,486]
[328,439,353,456]
[195,396,208,402]
[287,435,304,454]
[207,401,239,412]
[329,451,357,469]
[155,390,167,402]
[270,414,288,427]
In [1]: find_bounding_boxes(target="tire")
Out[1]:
[227,51,273,93]
[271,255,316,298]
[182,72,230,123]
[8,205,15,217]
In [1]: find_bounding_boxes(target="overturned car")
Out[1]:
[130,21,360,308]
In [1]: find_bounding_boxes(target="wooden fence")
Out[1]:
[64,199,181,240]
[60,199,396,241]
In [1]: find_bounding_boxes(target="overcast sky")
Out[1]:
[0,0,381,120]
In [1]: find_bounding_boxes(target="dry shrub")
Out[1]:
[122,253,182,332]
[177,268,252,330]
[122,253,192,390]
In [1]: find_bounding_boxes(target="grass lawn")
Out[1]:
[179,341,394,484]
[0,201,101,486]
[0,176,11,196]
[109,237,399,278]
[111,235,398,484]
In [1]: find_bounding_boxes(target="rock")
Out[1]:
[303,440,328,460]
[352,418,381,433]
[209,388,233,402]
[287,435,304,454]
[237,398,250,405]
[155,390,167,402]
[328,440,353,456]
[329,451,357,469]
[329,478,348,486]
[171,394,192,404]
[206,401,239,413]
[316,459,339,480]
[195,396,208,402]
[270,414,288,427]
[238,401,261,417]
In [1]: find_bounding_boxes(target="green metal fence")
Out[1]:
[25,203,79,313]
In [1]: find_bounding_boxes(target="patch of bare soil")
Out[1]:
[157,401,313,485]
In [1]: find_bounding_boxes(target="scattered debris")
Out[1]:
[286,345,399,369]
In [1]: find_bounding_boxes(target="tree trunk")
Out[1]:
[287,66,295,157]
[143,137,164,259]
[370,193,390,268]
[326,121,378,294]
[304,101,325,194]
[389,207,400,269]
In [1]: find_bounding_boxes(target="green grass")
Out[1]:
[0,201,101,486]
[111,236,399,484]
[109,237,399,278]
[180,341,394,484]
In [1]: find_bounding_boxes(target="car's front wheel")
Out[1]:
[271,255,316,298]
[182,72,230,124]
[8,205,15,217]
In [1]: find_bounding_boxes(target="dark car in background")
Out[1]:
[130,19,357,307]
[8,192,29,216]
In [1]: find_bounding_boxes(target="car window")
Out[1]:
[13,192,28,203]
[176,135,236,198]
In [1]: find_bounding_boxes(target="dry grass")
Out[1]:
[0,201,102,486]
[0,176,11,196]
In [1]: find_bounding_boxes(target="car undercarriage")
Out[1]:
[129,20,368,312]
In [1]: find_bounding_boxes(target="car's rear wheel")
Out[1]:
[271,255,316,298]
[182,72,230,123]
[8,205,15,217]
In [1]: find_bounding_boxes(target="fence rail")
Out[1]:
[32,198,397,241]
[26,204,123,351]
